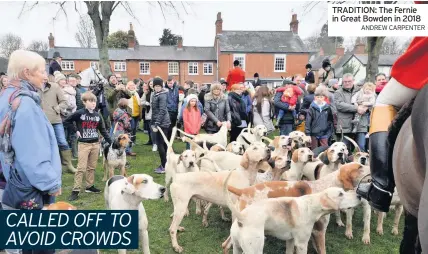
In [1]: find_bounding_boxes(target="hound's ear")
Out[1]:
[240,152,250,169]
[127,175,135,184]
[319,151,330,165]
[320,193,339,211]
[338,164,355,190]
[177,155,183,165]
[273,136,280,149]
[292,149,299,163]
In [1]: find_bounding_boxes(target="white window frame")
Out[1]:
[114,61,127,72]
[188,62,198,75]
[61,61,75,71]
[203,62,213,75]
[274,54,286,72]
[233,54,246,71]
[90,61,99,69]
[168,62,179,75]
[139,62,150,75]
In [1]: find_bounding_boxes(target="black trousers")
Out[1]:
[155,126,169,168]
[167,111,178,140]
[230,126,244,142]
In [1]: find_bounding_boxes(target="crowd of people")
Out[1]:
[0,50,390,214]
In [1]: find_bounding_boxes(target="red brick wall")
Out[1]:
[218,53,309,80]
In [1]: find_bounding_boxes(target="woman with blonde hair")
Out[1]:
[204,82,231,134]
[0,50,62,214]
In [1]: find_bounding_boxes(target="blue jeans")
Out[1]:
[52,123,70,151]
[279,123,294,136]
[356,132,367,152]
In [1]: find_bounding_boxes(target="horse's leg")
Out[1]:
[400,210,420,254]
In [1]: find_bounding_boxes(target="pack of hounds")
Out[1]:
[98,123,403,254]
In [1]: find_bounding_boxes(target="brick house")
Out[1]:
[47,13,309,86]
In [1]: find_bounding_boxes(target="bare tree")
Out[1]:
[379,37,401,55]
[0,33,24,57]
[75,15,96,48]
[19,1,188,77]
[303,33,321,51]
[399,38,412,54]
[27,40,48,52]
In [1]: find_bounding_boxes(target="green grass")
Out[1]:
[58,131,403,254]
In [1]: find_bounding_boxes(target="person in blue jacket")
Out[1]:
[0,50,62,213]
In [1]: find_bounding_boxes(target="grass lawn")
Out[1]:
[58,131,403,254]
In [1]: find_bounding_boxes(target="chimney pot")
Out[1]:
[48,33,55,48]
[289,14,299,34]
[215,12,223,35]
[177,36,183,49]
[128,22,135,50]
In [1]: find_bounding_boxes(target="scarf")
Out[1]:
[229,92,246,116]
[0,80,41,164]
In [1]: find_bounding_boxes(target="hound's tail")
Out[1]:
[343,136,361,153]
[223,169,244,222]
[177,129,196,139]
[197,157,223,172]
[157,126,177,153]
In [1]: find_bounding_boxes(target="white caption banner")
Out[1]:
[328,4,428,36]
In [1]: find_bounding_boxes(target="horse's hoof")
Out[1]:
[377,228,384,236]
[391,228,399,235]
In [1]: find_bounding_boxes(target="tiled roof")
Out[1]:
[219,31,309,53]
[47,46,216,61]
[353,54,400,66]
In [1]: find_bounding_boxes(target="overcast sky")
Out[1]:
[0,1,330,48]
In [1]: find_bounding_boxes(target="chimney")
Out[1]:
[335,46,345,57]
[48,33,55,48]
[354,43,366,54]
[289,14,299,34]
[177,36,183,49]
[128,22,135,50]
[215,12,223,35]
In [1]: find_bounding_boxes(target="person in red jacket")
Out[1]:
[182,94,202,149]
[374,73,387,95]
[226,60,246,91]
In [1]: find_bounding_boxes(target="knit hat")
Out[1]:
[153,77,163,87]
[54,71,66,83]
[186,94,198,102]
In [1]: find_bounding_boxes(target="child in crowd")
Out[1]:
[64,92,112,201]
[113,98,134,157]
[305,87,334,149]
[126,81,141,155]
[351,82,376,133]
[295,113,306,133]
[113,98,132,137]
[182,94,202,150]
[275,85,302,127]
